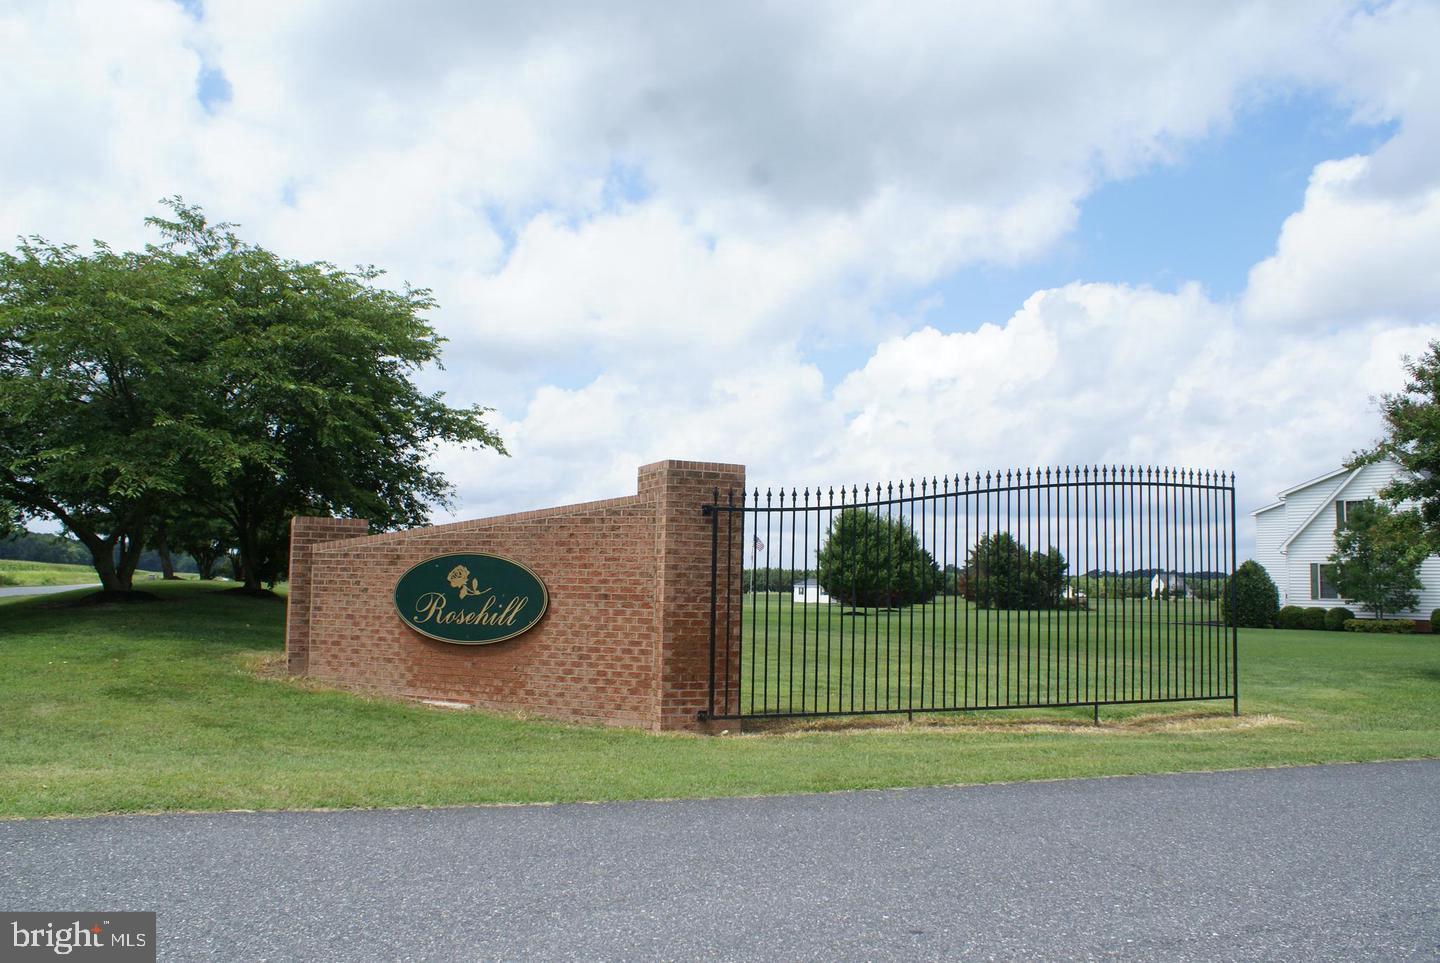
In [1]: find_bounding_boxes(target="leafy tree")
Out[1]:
[0,497,19,539]
[1220,560,1279,628]
[167,513,230,581]
[961,533,1067,609]
[0,201,506,595]
[817,508,941,608]
[0,236,193,593]
[1330,500,1425,620]
[1370,341,1440,549]
[145,203,506,591]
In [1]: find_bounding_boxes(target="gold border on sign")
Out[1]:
[392,551,550,645]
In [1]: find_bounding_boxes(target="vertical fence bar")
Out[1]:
[705,489,718,719]
[763,489,772,714]
[912,479,921,714]
[1230,475,1239,716]
[940,476,948,709]
[836,487,846,715]
[724,489,734,716]
[1027,470,1036,705]
[964,475,972,708]
[825,488,834,713]
[1187,471,1197,701]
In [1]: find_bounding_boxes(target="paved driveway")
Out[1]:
[0,583,98,598]
[3,761,1436,961]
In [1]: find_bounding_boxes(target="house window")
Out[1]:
[1335,499,1368,528]
[1310,563,1339,600]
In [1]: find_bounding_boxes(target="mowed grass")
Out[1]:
[735,592,1231,715]
[0,559,194,587]
[2,581,1439,819]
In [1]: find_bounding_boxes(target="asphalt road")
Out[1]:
[3,761,1437,961]
[0,582,98,598]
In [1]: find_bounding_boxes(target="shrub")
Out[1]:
[1326,607,1356,631]
[1275,605,1306,629]
[1343,618,1415,634]
[1221,561,1280,627]
[1431,608,1440,632]
[1300,607,1327,631]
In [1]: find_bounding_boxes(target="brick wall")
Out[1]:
[286,459,745,731]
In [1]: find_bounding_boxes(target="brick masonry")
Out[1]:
[285,460,745,732]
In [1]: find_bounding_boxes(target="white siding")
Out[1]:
[1269,460,1440,620]
[1254,507,1288,602]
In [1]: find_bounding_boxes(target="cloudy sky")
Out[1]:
[5,0,1440,553]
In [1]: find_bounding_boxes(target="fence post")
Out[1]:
[1230,475,1240,717]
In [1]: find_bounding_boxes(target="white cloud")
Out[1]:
[1244,155,1440,328]
[831,282,1436,513]
[5,0,1440,557]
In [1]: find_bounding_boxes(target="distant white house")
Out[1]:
[1149,572,1193,599]
[1253,458,1440,619]
[792,578,831,604]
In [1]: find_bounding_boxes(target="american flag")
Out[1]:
[752,536,765,553]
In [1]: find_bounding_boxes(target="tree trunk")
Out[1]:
[73,528,142,593]
[154,525,179,580]
[238,528,262,592]
[79,533,122,593]
[193,547,218,580]
[113,531,144,593]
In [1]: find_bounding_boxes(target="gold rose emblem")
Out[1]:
[445,564,486,599]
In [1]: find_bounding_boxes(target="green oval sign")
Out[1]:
[393,553,549,645]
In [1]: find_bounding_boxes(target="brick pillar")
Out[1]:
[286,516,369,675]
[641,460,746,731]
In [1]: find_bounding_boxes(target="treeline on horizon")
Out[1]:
[743,565,1228,599]
[0,529,200,575]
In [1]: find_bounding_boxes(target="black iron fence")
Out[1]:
[702,467,1237,721]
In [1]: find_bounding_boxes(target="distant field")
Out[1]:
[0,560,198,587]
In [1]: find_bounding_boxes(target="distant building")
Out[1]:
[792,578,831,604]
[1253,458,1440,618]
[1150,572,1193,599]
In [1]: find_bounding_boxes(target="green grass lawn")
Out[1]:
[2,580,1438,819]
[734,592,1231,716]
[0,559,196,587]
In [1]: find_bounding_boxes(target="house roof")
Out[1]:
[1278,465,1364,554]
[1250,501,1285,516]
[1276,465,1353,498]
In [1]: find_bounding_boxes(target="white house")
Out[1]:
[792,578,831,604]
[1252,459,1440,619]
[1150,573,1193,599]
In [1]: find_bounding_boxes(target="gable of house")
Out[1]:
[1252,458,1440,618]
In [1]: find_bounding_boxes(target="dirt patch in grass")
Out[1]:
[242,652,289,679]
[727,709,1300,738]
